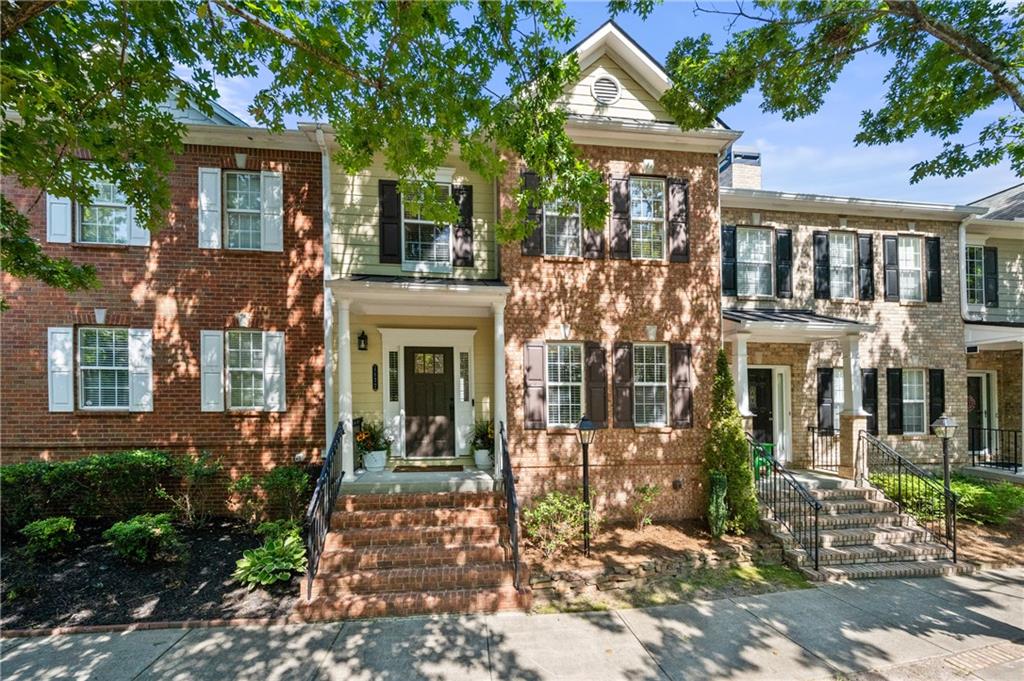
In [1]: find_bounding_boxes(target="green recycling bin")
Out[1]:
[753,443,774,480]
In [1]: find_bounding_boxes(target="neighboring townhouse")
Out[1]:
[961,184,1024,470]
[0,103,326,492]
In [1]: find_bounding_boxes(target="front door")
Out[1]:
[748,368,774,445]
[404,347,455,458]
[967,374,988,451]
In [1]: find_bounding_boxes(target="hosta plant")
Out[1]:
[233,533,307,588]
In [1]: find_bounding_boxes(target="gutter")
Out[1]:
[316,125,337,447]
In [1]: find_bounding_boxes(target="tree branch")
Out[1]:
[0,0,59,43]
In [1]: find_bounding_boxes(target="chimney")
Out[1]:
[719,146,762,190]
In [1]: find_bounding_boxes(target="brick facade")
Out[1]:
[966,348,1023,433]
[501,145,723,521]
[1,144,325,506]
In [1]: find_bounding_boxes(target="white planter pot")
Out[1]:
[363,450,387,473]
[474,449,492,470]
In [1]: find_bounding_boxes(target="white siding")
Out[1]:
[561,54,672,123]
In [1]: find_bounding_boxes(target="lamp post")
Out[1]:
[931,414,959,543]
[576,416,598,557]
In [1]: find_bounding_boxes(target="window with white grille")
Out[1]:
[829,232,855,299]
[903,369,926,434]
[633,343,668,426]
[79,327,129,409]
[737,227,773,296]
[546,343,582,427]
[966,246,985,305]
[630,177,665,260]
[79,179,129,245]
[543,199,582,257]
[898,236,924,302]
[227,330,264,409]
[225,171,262,250]
[402,184,452,272]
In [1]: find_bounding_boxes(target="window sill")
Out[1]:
[401,264,453,275]
[226,409,267,417]
[546,426,583,434]
[72,242,131,250]
[74,409,132,416]
[629,259,668,267]
[899,299,927,307]
[542,255,585,263]
[631,426,673,434]
[735,295,776,302]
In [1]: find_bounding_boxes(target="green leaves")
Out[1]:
[233,532,307,588]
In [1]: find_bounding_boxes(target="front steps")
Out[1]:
[298,491,530,620]
[763,471,973,582]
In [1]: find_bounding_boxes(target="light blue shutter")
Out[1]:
[128,206,150,247]
[260,170,284,252]
[198,168,222,249]
[46,193,72,243]
[128,328,153,412]
[263,331,286,411]
[200,330,224,411]
[47,327,74,411]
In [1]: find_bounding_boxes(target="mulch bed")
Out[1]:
[0,519,300,631]
[957,509,1024,566]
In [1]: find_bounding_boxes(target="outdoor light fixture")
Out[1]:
[641,158,655,173]
[576,415,598,556]
[93,308,107,325]
[234,152,248,169]
[931,413,959,542]
[357,330,368,351]
[931,414,959,440]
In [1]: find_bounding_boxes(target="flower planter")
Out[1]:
[474,449,492,470]
[363,450,388,473]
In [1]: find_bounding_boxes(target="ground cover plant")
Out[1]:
[870,473,1024,525]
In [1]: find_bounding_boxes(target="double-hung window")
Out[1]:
[224,171,262,250]
[829,232,856,299]
[226,330,264,409]
[543,200,582,257]
[965,245,985,305]
[79,179,129,245]
[737,227,773,297]
[898,236,924,302]
[79,328,129,409]
[546,343,583,427]
[633,343,668,426]
[629,177,665,260]
[902,369,926,434]
[402,184,452,272]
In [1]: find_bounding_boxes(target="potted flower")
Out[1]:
[355,420,392,473]
[472,419,494,470]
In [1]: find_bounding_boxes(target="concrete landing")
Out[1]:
[961,466,1024,486]
[341,467,495,494]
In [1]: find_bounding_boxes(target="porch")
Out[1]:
[964,322,1023,474]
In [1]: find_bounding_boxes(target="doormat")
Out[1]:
[392,465,465,473]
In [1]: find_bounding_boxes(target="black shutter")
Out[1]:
[857,233,875,300]
[520,171,542,256]
[886,368,903,435]
[523,341,546,429]
[813,231,831,299]
[925,236,942,302]
[883,235,900,301]
[928,369,945,433]
[583,226,605,259]
[667,178,689,262]
[452,184,474,267]
[984,246,999,307]
[775,229,793,299]
[862,368,878,436]
[584,342,608,428]
[610,177,631,259]
[721,225,737,296]
[378,179,401,264]
[817,368,835,433]
[670,343,693,428]
[612,342,634,428]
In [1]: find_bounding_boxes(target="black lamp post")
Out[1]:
[576,415,598,557]
[931,413,959,540]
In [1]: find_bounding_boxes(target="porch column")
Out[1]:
[842,333,866,415]
[732,332,752,417]
[839,333,868,480]
[493,301,507,477]
[338,298,355,478]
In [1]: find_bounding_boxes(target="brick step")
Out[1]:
[818,498,898,515]
[807,487,882,502]
[802,559,974,583]
[313,563,515,597]
[318,544,508,571]
[815,525,932,547]
[298,585,529,621]
[807,542,952,567]
[331,507,502,530]
[325,525,503,550]
[336,492,502,512]
[815,512,909,529]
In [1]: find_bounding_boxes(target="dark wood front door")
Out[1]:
[967,375,986,451]
[748,368,774,444]
[404,347,455,458]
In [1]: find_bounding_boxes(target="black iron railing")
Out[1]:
[807,424,841,473]
[969,427,1022,473]
[859,432,957,561]
[499,422,522,591]
[749,435,821,570]
[304,421,346,600]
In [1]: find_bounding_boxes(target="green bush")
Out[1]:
[523,490,589,557]
[261,466,311,520]
[233,533,307,588]
[870,473,1024,526]
[708,471,728,538]
[102,513,182,563]
[229,474,265,526]
[20,517,78,557]
[255,519,301,542]
[157,451,223,528]
[630,483,662,532]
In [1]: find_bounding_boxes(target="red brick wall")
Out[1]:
[1,145,326,502]
[500,145,723,521]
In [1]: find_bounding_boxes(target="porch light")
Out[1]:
[576,415,598,446]
[931,414,958,440]
[357,331,368,351]
[576,415,598,557]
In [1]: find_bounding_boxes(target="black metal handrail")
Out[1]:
[969,427,1022,473]
[499,422,522,591]
[859,432,957,561]
[303,421,346,600]
[807,424,841,473]
[749,435,822,570]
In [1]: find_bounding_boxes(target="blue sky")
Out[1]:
[212,1,1018,205]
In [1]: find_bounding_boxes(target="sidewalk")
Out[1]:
[2,568,1021,681]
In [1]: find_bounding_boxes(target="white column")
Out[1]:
[843,333,866,415]
[1020,340,1023,436]
[732,333,752,416]
[338,298,355,478]
[493,301,507,477]
[323,286,336,445]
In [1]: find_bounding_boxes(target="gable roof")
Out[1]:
[161,98,250,127]
[970,183,1024,222]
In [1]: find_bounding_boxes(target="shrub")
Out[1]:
[102,513,182,563]
[255,519,301,542]
[703,349,759,533]
[229,474,265,526]
[630,483,662,532]
[157,451,223,528]
[20,517,78,557]
[523,490,589,557]
[261,466,311,520]
[708,471,728,538]
[233,533,307,588]
[870,473,1024,526]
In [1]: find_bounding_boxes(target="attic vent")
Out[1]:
[591,76,621,105]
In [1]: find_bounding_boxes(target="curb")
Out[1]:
[0,615,307,639]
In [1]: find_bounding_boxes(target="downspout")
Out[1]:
[958,220,969,326]
[317,125,337,449]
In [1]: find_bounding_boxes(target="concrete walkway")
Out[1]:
[2,569,1022,681]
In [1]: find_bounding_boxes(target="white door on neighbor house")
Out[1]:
[967,371,997,452]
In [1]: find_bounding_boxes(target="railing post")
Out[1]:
[896,457,903,509]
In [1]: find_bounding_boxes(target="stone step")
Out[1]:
[802,559,974,582]
[818,498,898,515]
[789,473,864,490]
[325,525,503,550]
[313,564,515,596]
[805,542,952,567]
[815,511,909,529]
[298,585,529,621]
[807,487,882,502]
[318,544,509,571]
[331,507,503,530]
[336,491,502,512]
[815,525,932,547]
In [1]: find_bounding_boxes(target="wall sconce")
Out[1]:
[641,158,655,173]
[357,330,368,351]
[560,323,571,340]
[646,325,657,340]
[235,312,251,328]
[93,308,107,325]
[234,152,248,169]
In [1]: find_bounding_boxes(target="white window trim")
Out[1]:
[829,231,857,301]
[633,342,669,427]
[400,183,454,274]
[629,176,667,261]
[736,226,774,298]
[545,342,584,427]
[898,235,925,303]
[542,200,583,258]
[77,179,130,246]
[77,327,130,411]
[965,244,986,307]
[902,368,927,435]
[226,329,265,411]
[223,170,263,251]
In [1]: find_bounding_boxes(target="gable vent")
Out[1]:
[591,76,621,105]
